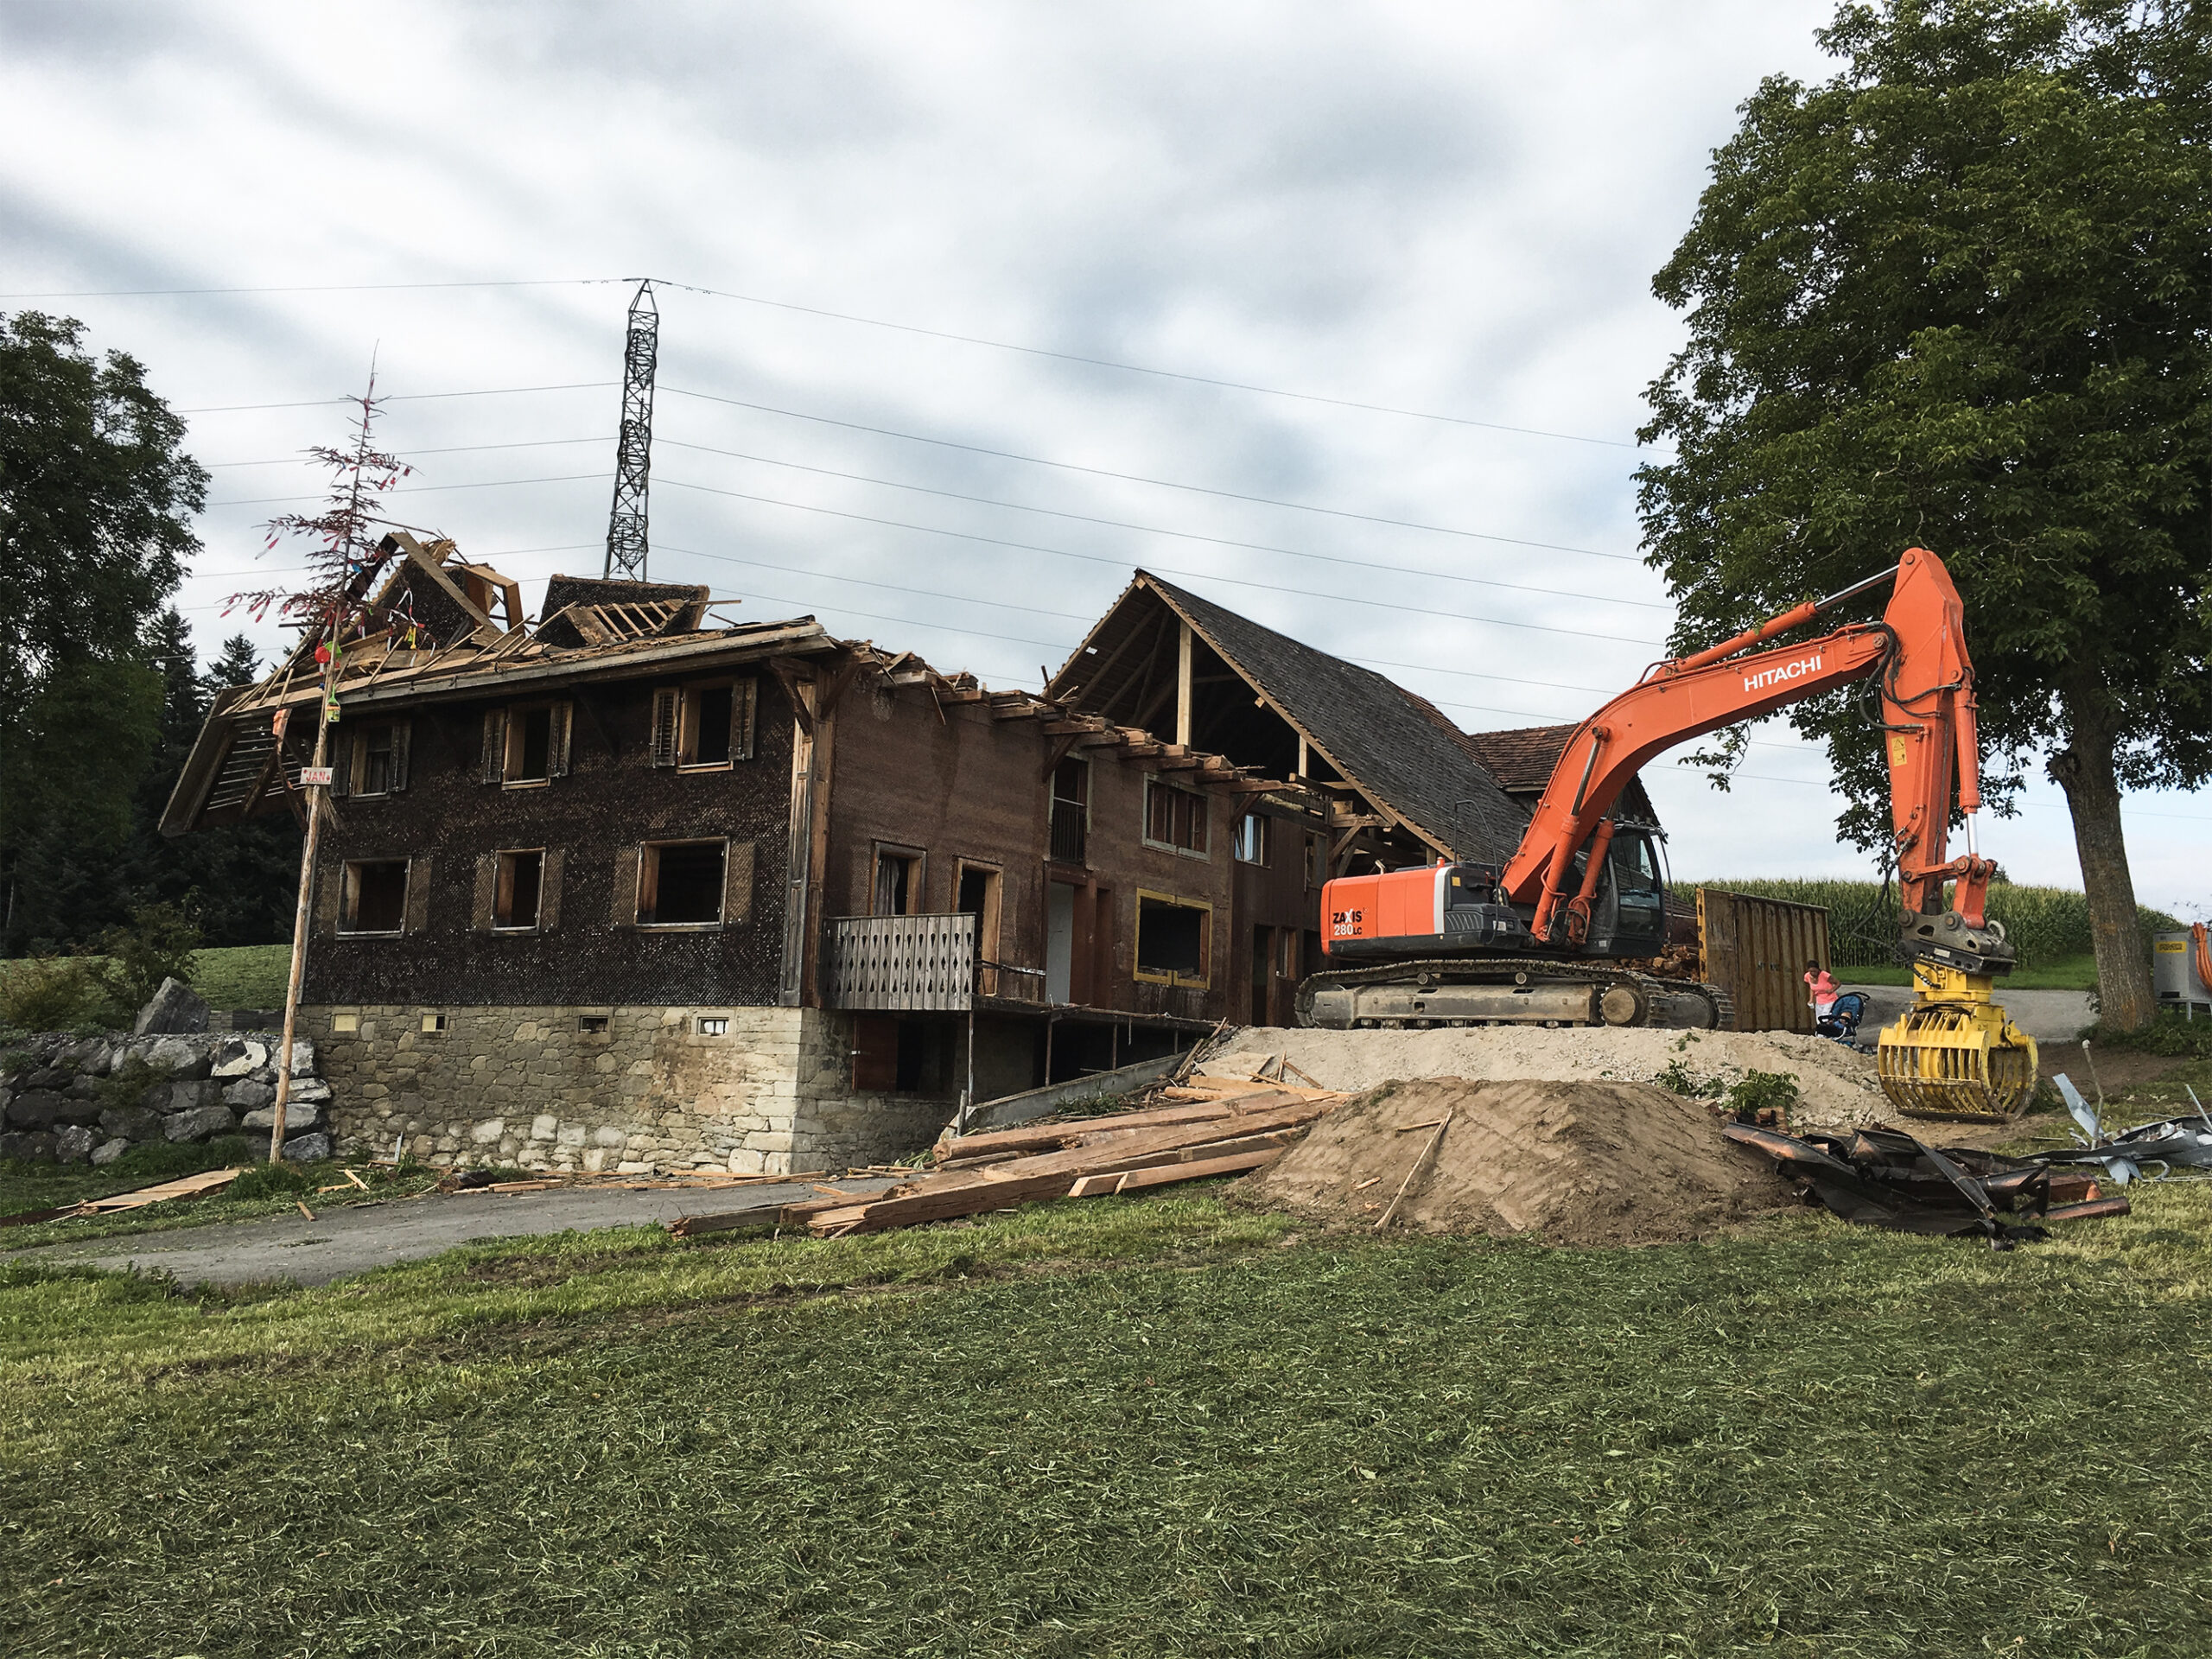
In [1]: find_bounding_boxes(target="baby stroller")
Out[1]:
[1815,991,1866,1043]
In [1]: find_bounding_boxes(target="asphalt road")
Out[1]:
[5,1177,896,1289]
[1839,984,2096,1043]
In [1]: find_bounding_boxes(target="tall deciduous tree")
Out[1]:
[1638,0,2212,1027]
[0,313,206,950]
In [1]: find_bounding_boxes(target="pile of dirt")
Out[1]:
[1239,1076,1792,1246]
[1214,1024,1890,1130]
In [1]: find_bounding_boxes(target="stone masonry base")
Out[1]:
[307,1004,950,1175]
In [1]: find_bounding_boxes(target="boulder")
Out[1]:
[54,1124,97,1164]
[63,1074,99,1099]
[90,1137,130,1166]
[165,1079,215,1115]
[57,1038,113,1076]
[134,977,210,1037]
[164,1104,238,1143]
[5,1090,68,1130]
[223,1078,276,1110]
[10,1131,57,1162]
[54,1094,101,1127]
[27,1067,70,1090]
[242,1100,323,1134]
[209,1039,270,1079]
[144,1036,212,1080]
[0,1131,29,1160]
[278,1132,333,1163]
[99,1105,162,1142]
[289,1077,333,1104]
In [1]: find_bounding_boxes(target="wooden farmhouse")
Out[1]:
[162,539,1635,1173]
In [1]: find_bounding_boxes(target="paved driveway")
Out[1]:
[1839,984,2096,1043]
[5,1177,893,1289]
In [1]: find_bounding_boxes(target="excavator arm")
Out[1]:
[1497,546,2034,1119]
[1503,548,1999,954]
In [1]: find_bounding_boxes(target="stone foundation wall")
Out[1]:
[0,1032,334,1164]
[308,1004,950,1174]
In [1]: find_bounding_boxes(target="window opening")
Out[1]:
[577,1014,610,1034]
[639,840,727,926]
[1234,811,1270,865]
[873,847,923,916]
[508,706,553,783]
[957,863,1003,995]
[1144,779,1208,856]
[495,849,544,930]
[696,1016,729,1036]
[341,860,409,934]
[1135,893,1210,983]
[1049,757,1089,863]
[421,1014,448,1033]
[690,684,734,766]
[356,722,398,796]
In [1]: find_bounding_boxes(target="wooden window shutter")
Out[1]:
[723,838,754,926]
[650,688,680,767]
[472,855,497,932]
[404,857,434,933]
[389,720,411,792]
[480,709,507,784]
[549,702,573,777]
[540,849,563,931]
[610,845,641,926]
[733,678,758,761]
[331,730,352,798]
[315,865,344,938]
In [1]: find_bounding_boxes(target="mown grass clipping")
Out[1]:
[4,1183,2210,1657]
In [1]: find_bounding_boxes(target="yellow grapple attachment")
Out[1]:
[1876,963,2039,1122]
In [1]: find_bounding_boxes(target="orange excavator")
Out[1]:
[1300,546,2039,1121]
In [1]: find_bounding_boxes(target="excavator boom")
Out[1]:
[1309,547,2038,1121]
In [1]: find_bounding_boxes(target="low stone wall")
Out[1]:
[0,1031,334,1164]
[308,1004,950,1175]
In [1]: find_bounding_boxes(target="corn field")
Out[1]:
[1693,879,2184,969]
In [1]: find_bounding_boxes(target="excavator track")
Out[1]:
[1297,957,1734,1032]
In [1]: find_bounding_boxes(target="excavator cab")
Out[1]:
[1605,827,1669,959]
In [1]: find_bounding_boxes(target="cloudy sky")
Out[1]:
[3,1,2202,914]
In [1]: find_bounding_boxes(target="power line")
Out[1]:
[661,385,1643,562]
[202,435,610,468]
[178,382,617,416]
[655,474,1665,645]
[6,271,1639,446]
[655,437,1669,610]
[652,278,1639,447]
[207,472,611,509]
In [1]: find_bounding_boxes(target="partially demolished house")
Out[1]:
[163,545,1652,1173]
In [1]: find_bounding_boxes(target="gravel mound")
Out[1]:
[1239,1076,1791,1246]
[1214,1024,1890,1131]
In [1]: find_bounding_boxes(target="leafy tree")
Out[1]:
[1637,0,2212,1027]
[0,313,206,951]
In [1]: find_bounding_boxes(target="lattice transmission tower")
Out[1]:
[603,280,658,578]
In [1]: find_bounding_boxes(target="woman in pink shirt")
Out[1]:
[1803,960,1839,1018]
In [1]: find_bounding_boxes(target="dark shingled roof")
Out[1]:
[1139,575,1532,865]
[1458,721,1661,825]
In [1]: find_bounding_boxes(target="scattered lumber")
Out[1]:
[1066,1147,1286,1197]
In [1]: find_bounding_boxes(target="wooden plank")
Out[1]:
[1067,1147,1284,1197]
[73,1167,245,1215]
[668,1203,789,1237]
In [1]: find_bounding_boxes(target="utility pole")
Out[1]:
[603,280,658,579]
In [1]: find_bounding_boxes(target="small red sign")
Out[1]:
[301,766,335,787]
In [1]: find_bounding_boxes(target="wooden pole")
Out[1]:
[269,655,335,1162]
[1375,1108,1453,1231]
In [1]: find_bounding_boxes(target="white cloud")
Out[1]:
[2,0,2201,911]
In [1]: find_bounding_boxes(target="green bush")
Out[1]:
[2087,1015,2212,1060]
[1723,1070,1800,1121]
[0,956,113,1033]
[96,901,201,1013]
[1690,878,2183,969]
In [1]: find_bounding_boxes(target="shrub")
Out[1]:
[0,956,111,1033]
[230,1160,317,1201]
[1723,1071,1800,1121]
[96,900,202,1014]
[1653,1058,1720,1098]
[2085,1016,2212,1060]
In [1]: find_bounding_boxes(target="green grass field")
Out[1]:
[1837,953,2102,989]
[4,1179,2211,1657]
[187,941,292,1008]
